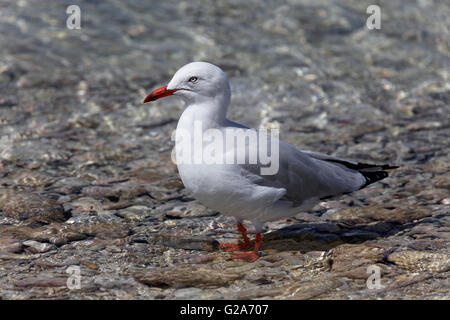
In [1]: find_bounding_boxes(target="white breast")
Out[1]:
[174,103,296,225]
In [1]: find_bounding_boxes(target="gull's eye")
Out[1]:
[188,76,198,83]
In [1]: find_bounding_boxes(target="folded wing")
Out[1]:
[239,134,397,207]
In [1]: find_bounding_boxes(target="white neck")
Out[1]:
[178,86,231,131]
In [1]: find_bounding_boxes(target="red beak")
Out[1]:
[143,86,178,103]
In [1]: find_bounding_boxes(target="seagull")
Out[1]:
[143,62,398,262]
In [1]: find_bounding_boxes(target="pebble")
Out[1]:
[23,240,56,253]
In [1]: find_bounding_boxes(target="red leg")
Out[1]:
[231,233,262,262]
[219,223,251,252]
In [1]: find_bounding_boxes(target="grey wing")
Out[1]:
[301,149,399,189]
[240,138,396,206]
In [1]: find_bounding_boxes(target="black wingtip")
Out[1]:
[321,158,399,190]
[324,158,399,189]
[359,163,399,188]
[359,170,389,189]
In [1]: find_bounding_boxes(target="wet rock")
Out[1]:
[81,261,100,271]
[339,230,379,242]
[407,240,448,252]
[23,240,56,253]
[165,202,217,219]
[0,216,22,226]
[404,223,449,240]
[81,186,122,200]
[149,234,219,251]
[68,218,131,240]
[233,286,285,299]
[328,244,387,273]
[328,206,432,225]
[13,277,67,288]
[129,233,149,243]
[362,221,398,234]
[0,237,23,254]
[53,177,89,195]
[284,276,342,300]
[181,254,215,264]
[116,205,153,221]
[263,222,346,251]
[32,224,87,246]
[9,170,55,188]
[0,253,41,260]
[0,192,66,223]
[133,266,244,289]
[82,179,151,201]
[64,197,103,215]
[173,287,203,299]
[432,175,450,189]
[387,250,450,273]
[0,223,87,246]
